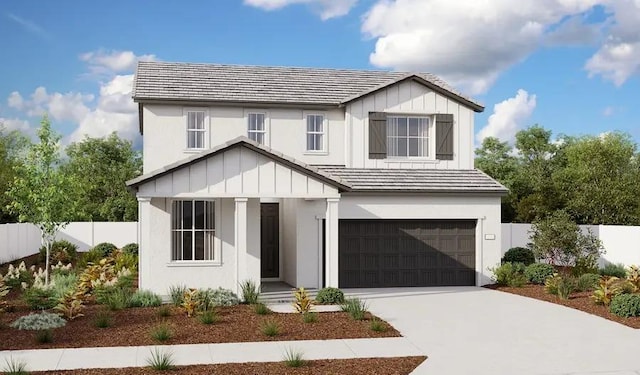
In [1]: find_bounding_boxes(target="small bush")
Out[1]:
[92,242,118,258]
[254,303,270,315]
[282,347,305,368]
[501,247,535,266]
[94,310,112,328]
[206,287,239,307]
[556,276,576,300]
[114,251,138,272]
[572,254,599,277]
[292,287,314,314]
[36,330,53,343]
[370,317,387,332]
[261,319,280,337]
[302,312,318,323]
[491,262,527,287]
[157,306,171,318]
[591,277,622,306]
[199,309,219,325]
[146,348,175,371]
[76,248,103,269]
[22,287,57,310]
[50,273,78,300]
[341,298,368,321]
[610,294,640,318]
[544,274,561,295]
[525,263,555,285]
[11,312,66,343]
[600,263,627,278]
[96,287,133,311]
[576,273,601,292]
[316,287,345,304]
[39,240,78,264]
[129,290,162,308]
[239,280,260,304]
[122,243,139,255]
[150,322,173,342]
[2,357,29,375]
[168,285,187,306]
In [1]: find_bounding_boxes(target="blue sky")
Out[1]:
[1,0,639,147]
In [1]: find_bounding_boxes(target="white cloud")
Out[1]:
[602,105,615,116]
[477,89,537,143]
[361,0,640,94]
[7,91,24,110]
[80,49,156,75]
[9,87,94,123]
[0,117,30,132]
[244,0,357,20]
[6,13,50,40]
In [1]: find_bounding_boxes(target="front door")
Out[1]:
[260,203,279,278]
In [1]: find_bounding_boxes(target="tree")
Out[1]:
[0,125,29,223]
[63,133,141,221]
[6,116,78,284]
[475,137,518,221]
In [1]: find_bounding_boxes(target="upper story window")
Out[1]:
[387,116,430,157]
[186,111,206,149]
[306,114,325,152]
[248,113,266,145]
[171,200,215,261]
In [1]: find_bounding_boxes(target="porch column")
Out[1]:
[235,198,248,293]
[325,197,340,287]
[137,197,152,291]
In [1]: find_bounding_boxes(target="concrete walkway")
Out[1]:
[0,337,423,372]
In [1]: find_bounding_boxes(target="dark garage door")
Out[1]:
[339,220,476,288]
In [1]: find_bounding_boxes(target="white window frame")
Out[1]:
[184,108,208,151]
[246,111,268,146]
[169,199,221,265]
[386,115,433,159]
[304,112,327,154]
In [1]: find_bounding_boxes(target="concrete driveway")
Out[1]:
[345,287,640,375]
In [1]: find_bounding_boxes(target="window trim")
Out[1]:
[304,112,328,154]
[184,108,208,151]
[246,110,269,146]
[169,199,221,265]
[385,114,434,160]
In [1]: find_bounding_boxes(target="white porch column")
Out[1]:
[137,197,152,291]
[325,197,340,287]
[235,198,248,293]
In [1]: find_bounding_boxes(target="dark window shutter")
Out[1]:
[369,112,387,159]
[435,114,454,160]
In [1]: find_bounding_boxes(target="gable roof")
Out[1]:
[133,61,484,112]
[126,136,352,191]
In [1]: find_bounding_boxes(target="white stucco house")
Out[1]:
[127,62,507,296]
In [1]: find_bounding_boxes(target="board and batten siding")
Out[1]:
[137,146,340,198]
[142,104,346,173]
[345,79,475,169]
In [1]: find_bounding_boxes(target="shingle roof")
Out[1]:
[133,61,483,111]
[318,167,508,194]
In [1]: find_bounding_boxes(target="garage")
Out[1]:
[338,219,476,288]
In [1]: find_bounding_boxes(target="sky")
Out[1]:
[1,0,639,149]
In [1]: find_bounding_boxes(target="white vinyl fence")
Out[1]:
[0,222,138,264]
[502,223,640,267]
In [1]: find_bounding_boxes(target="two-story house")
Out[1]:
[127,61,507,296]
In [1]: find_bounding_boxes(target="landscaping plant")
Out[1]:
[150,322,173,342]
[571,254,599,276]
[626,265,640,290]
[239,279,260,304]
[10,311,66,343]
[129,290,162,308]
[609,294,640,318]
[370,317,387,332]
[260,319,281,337]
[122,243,139,255]
[254,303,270,315]
[576,273,601,292]
[282,347,305,368]
[0,280,10,314]
[315,287,345,304]
[524,263,555,284]
[39,240,78,265]
[199,309,219,325]
[93,310,112,328]
[157,305,171,318]
[181,288,200,317]
[599,263,627,278]
[501,247,535,266]
[2,357,29,375]
[146,348,175,371]
[208,287,239,307]
[292,287,314,314]
[544,274,561,296]
[556,275,576,300]
[22,286,57,310]
[591,277,623,306]
[491,262,527,287]
[92,242,117,258]
[2,262,33,289]
[54,290,85,320]
[341,298,369,321]
[168,285,187,306]
[302,311,318,323]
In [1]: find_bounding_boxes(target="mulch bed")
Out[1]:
[31,357,427,375]
[0,304,400,350]
[487,284,640,329]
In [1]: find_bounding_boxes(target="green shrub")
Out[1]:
[491,262,527,287]
[39,240,78,264]
[610,294,640,318]
[150,322,173,342]
[146,348,175,371]
[114,251,138,272]
[254,303,270,315]
[501,247,535,266]
[572,254,599,276]
[36,330,53,343]
[168,285,187,306]
[199,310,219,325]
[76,248,103,270]
[261,319,280,337]
[341,298,368,320]
[239,280,260,304]
[544,274,561,295]
[600,263,627,278]
[316,287,345,304]
[282,347,305,368]
[96,287,133,311]
[92,242,117,258]
[157,306,171,318]
[370,317,387,332]
[302,312,318,323]
[2,357,29,375]
[22,288,57,310]
[50,273,78,300]
[525,263,555,284]
[557,276,576,300]
[576,273,601,292]
[122,243,139,255]
[94,310,112,328]
[129,290,162,308]
[197,288,239,309]
[11,311,66,343]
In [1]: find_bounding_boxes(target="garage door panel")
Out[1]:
[339,219,476,288]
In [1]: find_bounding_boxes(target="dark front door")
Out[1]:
[338,219,476,288]
[260,203,279,278]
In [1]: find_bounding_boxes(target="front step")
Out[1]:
[259,289,318,304]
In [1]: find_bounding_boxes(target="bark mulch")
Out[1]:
[31,356,427,375]
[0,304,400,350]
[487,284,640,329]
